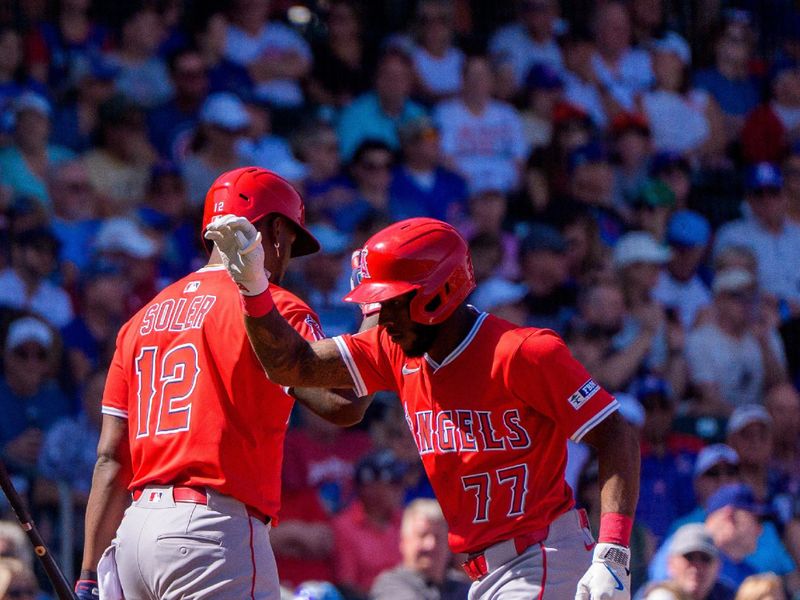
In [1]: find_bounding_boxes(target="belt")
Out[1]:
[462,527,549,581]
[132,486,270,524]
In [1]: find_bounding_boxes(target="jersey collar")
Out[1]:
[197,265,227,272]
[424,310,488,372]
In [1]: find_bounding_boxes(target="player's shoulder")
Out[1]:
[484,315,566,361]
[269,284,314,315]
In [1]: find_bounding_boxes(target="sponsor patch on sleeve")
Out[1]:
[568,379,600,410]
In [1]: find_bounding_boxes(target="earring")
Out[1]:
[274,241,280,257]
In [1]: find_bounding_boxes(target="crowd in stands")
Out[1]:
[1,0,800,598]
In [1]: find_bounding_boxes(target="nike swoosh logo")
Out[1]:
[604,564,624,591]
[401,364,421,375]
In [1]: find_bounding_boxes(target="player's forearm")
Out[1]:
[290,387,372,426]
[81,456,128,572]
[585,412,640,519]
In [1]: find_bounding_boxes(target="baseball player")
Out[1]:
[205,216,641,599]
[76,168,355,600]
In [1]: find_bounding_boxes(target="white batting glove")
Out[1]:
[575,543,631,600]
[204,215,269,296]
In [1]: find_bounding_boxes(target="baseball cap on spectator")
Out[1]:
[650,151,690,177]
[567,141,607,174]
[94,217,157,259]
[630,179,676,209]
[471,278,527,312]
[355,449,407,485]
[5,317,53,352]
[613,231,671,268]
[520,223,567,254]
[652,31,692,66]
[398,115,438,146]
[745,162,782,192]
[705,483,767,516]
[524,63,563,91]
[712,268,754,294]
[631,374,673,402]
[200,92,250,131]
[693,444,739,478]
[307,223,350,256]
[553,101,592,127]
[726,404,772,436]
[667,210,710,248]
[13,92,51,118]
[669,523,718,558]
[293,581,344,600]
[611,112,650,137]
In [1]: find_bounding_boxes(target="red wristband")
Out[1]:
[240,289,275,318]
[598,512,633,546]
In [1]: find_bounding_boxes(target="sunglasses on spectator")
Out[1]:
[13,347,48,362]
[701,465,739,478]
[64,180,92,193]
[722,290,755,303]
[419,13,450,25]
[683,551,713,564]
[360,159,393,171]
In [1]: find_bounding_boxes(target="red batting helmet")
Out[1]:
[202,167,320,257]
[344,218,475,325]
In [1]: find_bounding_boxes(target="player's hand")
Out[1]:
[75,578,99,599]
[575,543,631,600]
[350,249,380,317]
[204,215,269,296]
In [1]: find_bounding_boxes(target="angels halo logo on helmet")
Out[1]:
[344,218,476,325]
[202,166,320,257]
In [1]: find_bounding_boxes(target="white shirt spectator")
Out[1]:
[562,70,607,128]
[642,89,710,154]
[0,269,73,328]
[489,23,563,86]
[652,271,712,330]
[434,98,528,193]
[591,50,652,108]
[411,45,464,97]
[714,218,800,304]
[224,22,311,107]
[238,136,306,182]
[686,323,786,408]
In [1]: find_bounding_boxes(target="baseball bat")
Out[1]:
[0,458,77,600]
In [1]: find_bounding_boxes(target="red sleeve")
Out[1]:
[332,328,397,397]
[331,514,359,587]
[508,330,618,442]
[273,286,326,342]
[741,105,787,164]
[101,330,129,419]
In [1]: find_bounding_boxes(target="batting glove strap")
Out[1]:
[75,579,99,599]
[204,214,270,296]
[575,543,631,600]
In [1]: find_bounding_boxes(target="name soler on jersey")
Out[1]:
[139,292,217,335]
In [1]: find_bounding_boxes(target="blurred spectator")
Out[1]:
[741,66,800,164]
[783,147,800,226]
[639,581,690,600]
[664,523,734,600]
[338,49,425,161]
[561,209,610,284]
[733,573,785,600]
[332,449,404,597]
[238,98,306,182]
[434,54,528,193]
[108,6,173,109]
[0,558,38,600]
[181,92,250,205]
[293,120,355,215]
[0,522,30,565]
[370,498,470,600]
[308,0,374,109]
[193,13,253,98]
[561,27,617,129]
[652,210,713,331]
[467,232,504,286]
[224,0,311,110]
[636,375,702,542]
[764,383,800,484]
[282,405,373,516]
[629,0,666,48]
[0,229,73,328]
[685,268,787,415]
[488,0,563,91]
[541,102,595,198]
[459,188,518,280]
[47,159,100,279]
[520,63,564,151]
[23,0,110,95]
[518,223,575,333]
[391,116,468,222]
[147,47,209,161]
[0,92,73,207]
[470,277,528,325]
[83,95,158,213]
[712,245,758,280]
[572,278,628,381]
[692,21,760,145]
[0,316,70,474]
[50,55,119,154]
[610,112,653,217]
[650,151,693,210]
[643,33,726,165]
[714,163,800,314]
[0,26,47,127]
[293,581,343,600]
[591,2,653,110]
[408,0,464,103]
[628,179,676,242]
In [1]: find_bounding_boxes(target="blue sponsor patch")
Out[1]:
[567,379,599,410]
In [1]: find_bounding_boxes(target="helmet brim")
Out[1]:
[290,227,321,257]
[343,281,419,305]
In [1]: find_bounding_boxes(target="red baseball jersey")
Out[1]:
[101,265,324,519]
[333,312,618,554]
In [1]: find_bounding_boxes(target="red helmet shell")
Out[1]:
[344,218,476,325]
[202,167,320,257]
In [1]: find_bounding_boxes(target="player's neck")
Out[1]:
[426,304,479,364]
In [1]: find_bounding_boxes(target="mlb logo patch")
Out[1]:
[147,491,164,503]
[567,379,600,410]
[183,281,201,293]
